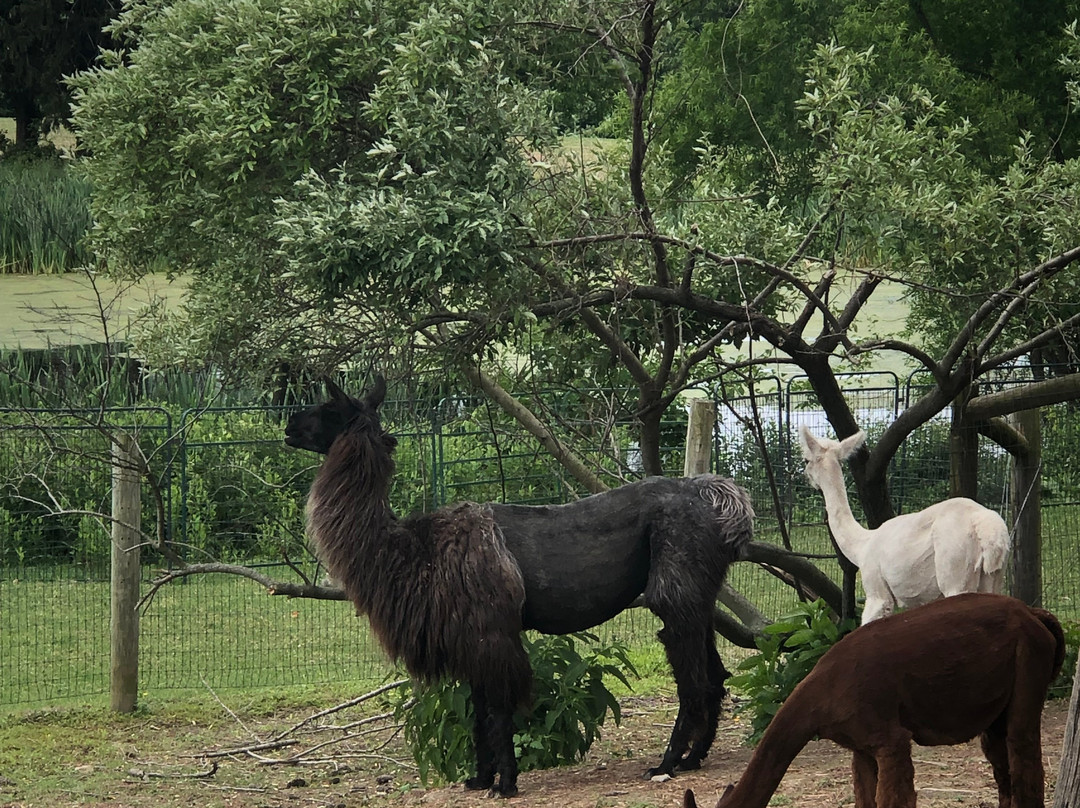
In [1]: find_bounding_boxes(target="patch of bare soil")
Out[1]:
[405,696,1069,808]
[4,695,1069,808]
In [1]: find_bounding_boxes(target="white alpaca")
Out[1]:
[799,426,1011,624]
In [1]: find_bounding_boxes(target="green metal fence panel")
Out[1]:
[0,408,172,704]
[2,375,1079,709]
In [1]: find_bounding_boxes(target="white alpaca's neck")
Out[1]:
[815,458,874,566]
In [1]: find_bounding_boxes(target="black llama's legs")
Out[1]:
[466,688,496,792]
[465,685,520,798]
[489,703,520,797]
[645,622,716,777]
[682,635,729,769]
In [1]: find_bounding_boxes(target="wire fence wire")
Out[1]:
[1,372,1078,707]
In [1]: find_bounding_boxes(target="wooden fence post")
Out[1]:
[1053,660,1080,808]
[684,398,716,477]
[111,432,141,713]
[1009,409,1042,607]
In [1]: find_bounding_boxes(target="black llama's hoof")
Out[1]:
[465,776,495,791]
[489,781,518,798]
[675,757,703,772]
[643,765,673,780]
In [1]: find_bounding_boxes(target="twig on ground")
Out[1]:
[191,680,413,767]
[126,761,219,780]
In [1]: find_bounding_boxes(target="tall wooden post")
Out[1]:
[683,398,716,477]
[1009,410,1042,607]
[1053,662,1080,808]
[111,433,141,713]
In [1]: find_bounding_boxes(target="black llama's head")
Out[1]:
[284,375,389,455]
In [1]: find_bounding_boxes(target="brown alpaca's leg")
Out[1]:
[1002,678,1048,808]
[980,719,1013,808]
[873,744,916,808]
[851,750,878,808]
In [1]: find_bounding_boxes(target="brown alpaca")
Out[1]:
[684,593,1065,808]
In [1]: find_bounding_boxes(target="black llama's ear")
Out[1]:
[364,374,387,409]
[682,789,698,808]
[324,376,347,402]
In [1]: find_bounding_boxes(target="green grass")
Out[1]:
[3,511,1077,710]
[0,271,189,349]
[0,570,396,708]
[0,159,92,274]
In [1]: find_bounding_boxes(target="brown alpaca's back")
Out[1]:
[686,593,1065,808]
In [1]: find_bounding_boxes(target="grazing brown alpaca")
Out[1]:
[684,593,1065,808]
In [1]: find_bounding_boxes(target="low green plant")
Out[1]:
[0,157,92,274]
[394,631,637,785]
[727,599,854,744]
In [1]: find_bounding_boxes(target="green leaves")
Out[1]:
[394,631,637,785]
[728,599,854,744]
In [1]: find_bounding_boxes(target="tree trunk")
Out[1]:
[1053,662,1080,808]
[637,395,664,477]
[1009,410,1042,606]
[950,385,979,499]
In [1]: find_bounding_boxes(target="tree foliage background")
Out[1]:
[69,0,1080,521]
[0,0,119,148]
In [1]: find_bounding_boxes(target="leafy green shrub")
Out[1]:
[394,632,636,785]
[727,599,854,744]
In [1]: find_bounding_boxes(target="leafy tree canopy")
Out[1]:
[72,0,1080,505]
[655,0,1077,194]
[0,0,118,149]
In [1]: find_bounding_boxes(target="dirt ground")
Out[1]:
[404,697,1071,808]
[3,694,1069,808]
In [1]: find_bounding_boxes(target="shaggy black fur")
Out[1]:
[285,376,753,796]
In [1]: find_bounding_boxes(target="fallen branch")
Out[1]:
[126,761,218,780]
[193,680,413,767]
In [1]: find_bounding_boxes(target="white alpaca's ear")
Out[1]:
[798,424,820,460]
[838,430,866,460]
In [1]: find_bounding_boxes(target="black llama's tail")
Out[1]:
[698,475,754,560]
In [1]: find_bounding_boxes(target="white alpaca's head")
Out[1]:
[798,425,866,490]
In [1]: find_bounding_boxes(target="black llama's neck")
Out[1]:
[307,425,399,613]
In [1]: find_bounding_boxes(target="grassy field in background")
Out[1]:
[4,517,1076,711]
[0,526,836,709]
[0,272,189,349]
[0,119,76,155]
[0,271,913,375]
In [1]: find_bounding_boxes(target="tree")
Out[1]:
[655,0,1078,186]
[0,0,119,149]
[72,0,1080,631]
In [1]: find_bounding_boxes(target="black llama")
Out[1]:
[284,376,754,797]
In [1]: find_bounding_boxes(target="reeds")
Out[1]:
[0,159,92,274]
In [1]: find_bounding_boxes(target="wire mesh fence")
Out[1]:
[1,372,1078,708]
